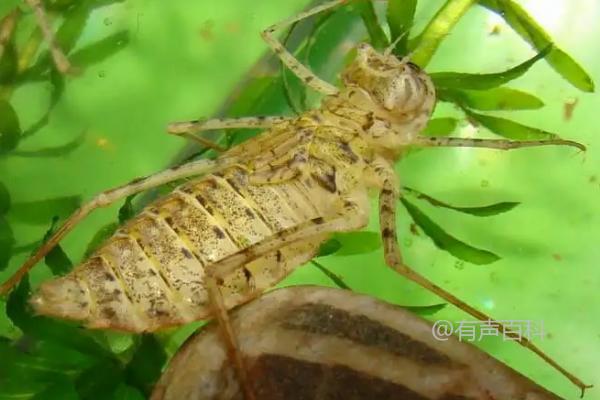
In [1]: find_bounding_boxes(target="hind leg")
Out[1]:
[373,161,591,394]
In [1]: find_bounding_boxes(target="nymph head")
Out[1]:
[341,43,436,150]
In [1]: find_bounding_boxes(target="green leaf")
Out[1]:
[113,384,145,400]
[44,0,80,12]
[465,110,557,140]
[30,377,78,400]
[430,46,551,90]
[0,216,14,271]
[317,232,381,258]
[7,275,112,359]
[75,359,124,400]
[84,222,118,257]
[12,132,85,157]
[333,231,382,256]
[400,198,501,265]
[422,117,459,136]
[9,195,81,225]
[311,260,350,290]
[0,181,10,214]
[351,0,389,50]
[404,187,520,216]
[410,0,477,67]
[478,0,594,92]
[5,273,30,329]
[28,1,91,75]
[118,194,136,224]
[124,335,167,395]
[386,0,417,56]
[0,0,19,20]
[43,217,73,275]
[70,30,130,69]
[317,237,342,257]
[55,1,91,54]
[21,70,66,139]
[401,303,447,316]
[0,342,74,396]
[281,21,308,115]
[437,87,544,110]
[45,245,73,276]
[90,0,127,8]
[0,41,17,84]
[0,100,21,154]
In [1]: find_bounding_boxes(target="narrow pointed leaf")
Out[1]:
[431,45,551,90]
[84,222,118,257]
[0,41,17,84]
[12,132,85,157]
[311,260,350,290]
[400,198,501,265]
[124,335,167,395]
[404,187,520,216]
[281,21,305,115]
[478,0,594,92]
[45,245,73,276]
[70,31,130,69]
[90,0,127,8]
[402,303,447,316]
[5,273,30,329]
[0,100,21,154]
[44,0,80,12]
[0,216,14,271]
[55,1,91,54]
[386,0,417,56]
[0,181,10,214]
[28,1,91,75]
[0,1,19,20]
[10,195,81,225]
[410,0,477,67]
[113,384,145,400]
[75,359,124,399]
[438,87,544,110]
[7,276,112,358]
[466,110,557,140]
[118,194,136,224]
[43,218,73,275]
[422,117,459,136]
[317,237,342,257]
[21,71,65,139]
[30,378,78,400]
[351,0,389,50]
[332,231,382,256]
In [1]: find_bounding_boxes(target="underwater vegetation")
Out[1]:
[0,0,597,399]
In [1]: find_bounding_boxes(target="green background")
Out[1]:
[1,0,598,398]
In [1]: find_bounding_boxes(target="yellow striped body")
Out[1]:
[30,43,436,332]
[31,112,375,332]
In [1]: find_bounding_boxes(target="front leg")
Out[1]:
[375,164,590,393]
[260,0,342,96]
[24,0,73,74]
[0,157,237,295]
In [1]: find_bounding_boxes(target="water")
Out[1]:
[0,0,598,398]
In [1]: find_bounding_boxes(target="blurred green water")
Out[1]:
[0,0,598,399]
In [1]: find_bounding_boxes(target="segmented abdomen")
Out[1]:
[31,166,334,332]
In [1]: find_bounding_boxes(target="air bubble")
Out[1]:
[403,238,412,247]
